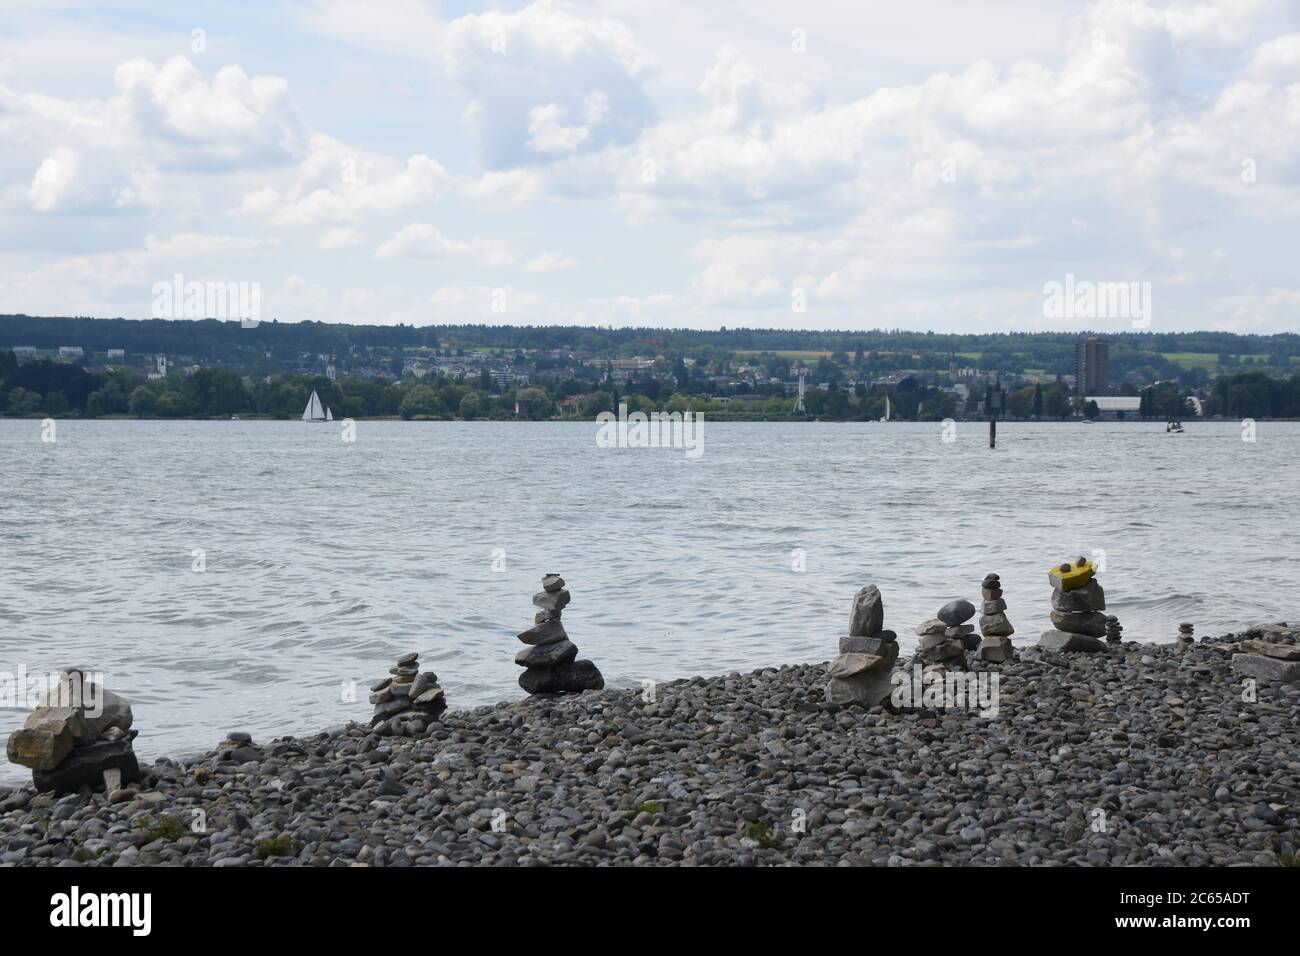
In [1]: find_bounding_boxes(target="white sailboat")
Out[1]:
[879,395,890,423]
[302,389,330,422]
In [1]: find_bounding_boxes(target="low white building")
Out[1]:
[1086,396,1141,418]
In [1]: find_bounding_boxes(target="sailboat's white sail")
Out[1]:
[326,407,333,421]
[303,390,327,421]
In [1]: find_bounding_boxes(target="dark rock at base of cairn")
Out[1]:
[32,731,141,795]
[976,573,1015,662]
[516,574,604,694]
[519,660,605,694]
[370,654,446,734]
[827,586,897,706]
[1105,615,1123,644]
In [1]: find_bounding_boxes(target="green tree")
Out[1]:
[1006,385,1035,420]
[129,385,157,417]
[42,391,70,415]
[7,387,41,415]
[399,385,440,420]
[515,387,555,420]
[458,392,480,420]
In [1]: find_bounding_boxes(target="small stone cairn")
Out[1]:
[1230,623,1300,684]
[369,652,446,735]
[5,668,139,794]
[1105,615,1123,644]
[825,585,898,706]
[975,572,1015,663]
[516,574,604,694]
[1039,557,1108,652]
[915,598,976,670]
[1178,622,1195,644]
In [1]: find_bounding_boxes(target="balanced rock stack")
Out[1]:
[213,731,263,766]
[516,574,604,694]
[975,572,1015,663]
[1231,623,1300,684]
[825,585,898,706]
[1105,615,1123,644]
[1178,622,1195,644]
[915,598,976,670]
[369,652,446,735]
[1039,557,1108,652]
[5,668,140,794]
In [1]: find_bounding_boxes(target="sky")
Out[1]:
[1,0,1299,334]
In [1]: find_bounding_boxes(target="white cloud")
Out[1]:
[440,0,655,167]
[238,136,451,224]
[523,251,577,272]
[28,148,80,211]
[374,223,516,265]
[319,226,364,249]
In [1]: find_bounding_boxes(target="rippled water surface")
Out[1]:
[2,419,1297,781]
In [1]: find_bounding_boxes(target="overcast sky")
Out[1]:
[2,0,1299,333]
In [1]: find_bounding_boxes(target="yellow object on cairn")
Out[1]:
[1047,557,1096,591]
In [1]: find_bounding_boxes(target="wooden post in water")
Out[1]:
[985,381,1004,449]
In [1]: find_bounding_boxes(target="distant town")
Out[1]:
[2,314,1298,421]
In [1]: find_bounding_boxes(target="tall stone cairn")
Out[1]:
[825,585,898,707]
[1039,557,1108,652]
[516,574,604,694]
[975,572,1015,663]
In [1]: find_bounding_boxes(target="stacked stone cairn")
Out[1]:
[516,574,604,694]
[369,652,446,735]
[5,668,139,794]
[1105,615,1123,644]
[1039,557,1108,652]
[825,585,898,706]
[914,598,976,670]
[975,572,1015,663]
[1178,622,1195,644]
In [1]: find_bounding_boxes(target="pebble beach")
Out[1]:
[2,623,1297,867]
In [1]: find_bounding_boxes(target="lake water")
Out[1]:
[2,418,1296,782]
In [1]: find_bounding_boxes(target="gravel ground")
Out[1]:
[1,626,1297,866]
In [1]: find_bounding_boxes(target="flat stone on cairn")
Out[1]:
[826,585,898,707]
[370,653,446,735]
[975,573,1015,662]
[516,574,604,694]
[5,669,141,794]
[1039,558,1107,652]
